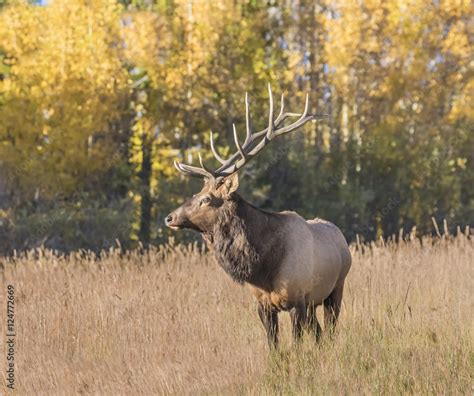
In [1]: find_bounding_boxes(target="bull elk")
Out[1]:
[166,85,351,347]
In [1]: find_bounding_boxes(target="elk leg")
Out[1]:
[290,300,307,343]
[306,302,322,342]
[257,303,279,348]
[324,282,344,332]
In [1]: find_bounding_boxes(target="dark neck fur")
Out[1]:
[206,195,283,286]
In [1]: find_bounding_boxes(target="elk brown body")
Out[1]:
[166,86,352,347]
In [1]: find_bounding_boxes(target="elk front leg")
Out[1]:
[290,300,307,343]
[257,303,279,348]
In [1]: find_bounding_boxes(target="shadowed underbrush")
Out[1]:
[1,235,472,394]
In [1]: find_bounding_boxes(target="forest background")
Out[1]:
[0,0,472,253]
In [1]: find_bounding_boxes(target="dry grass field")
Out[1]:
[1,234,473,395]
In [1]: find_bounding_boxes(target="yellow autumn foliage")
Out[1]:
[0,0,128,198]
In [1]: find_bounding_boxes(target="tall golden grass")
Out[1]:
[1,234,473,394]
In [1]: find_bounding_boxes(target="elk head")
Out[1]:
[164,173,239,233]
[165,85,324,234]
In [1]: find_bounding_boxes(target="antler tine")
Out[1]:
[198,153,215,177]
[274,92,314,137]
[174,85,322,181]
[233,123,246,160]
[277,93,285,121]
[209,131,226,165]
[215,88,317,175]
[174,159,214,180]
[302,92,309,118]
[213,91,304,171]
[244,92,252,145]
[174,160,183,173]
[266,84,275,140]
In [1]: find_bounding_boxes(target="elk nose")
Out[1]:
[165,214,174,225]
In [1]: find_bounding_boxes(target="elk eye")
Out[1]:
[200,196,211,205]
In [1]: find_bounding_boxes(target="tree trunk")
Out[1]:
[138,133,152,246]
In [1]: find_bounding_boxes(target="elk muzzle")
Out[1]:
[165,210,183,230]
[165,207,200,231]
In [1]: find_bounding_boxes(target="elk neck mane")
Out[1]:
[206,194,279,285]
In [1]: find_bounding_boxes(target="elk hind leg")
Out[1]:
[324,282,344,333]
[306,302,322,342]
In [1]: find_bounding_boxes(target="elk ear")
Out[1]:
[219,173,239,197]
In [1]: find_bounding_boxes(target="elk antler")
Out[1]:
[174,84,327,183]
